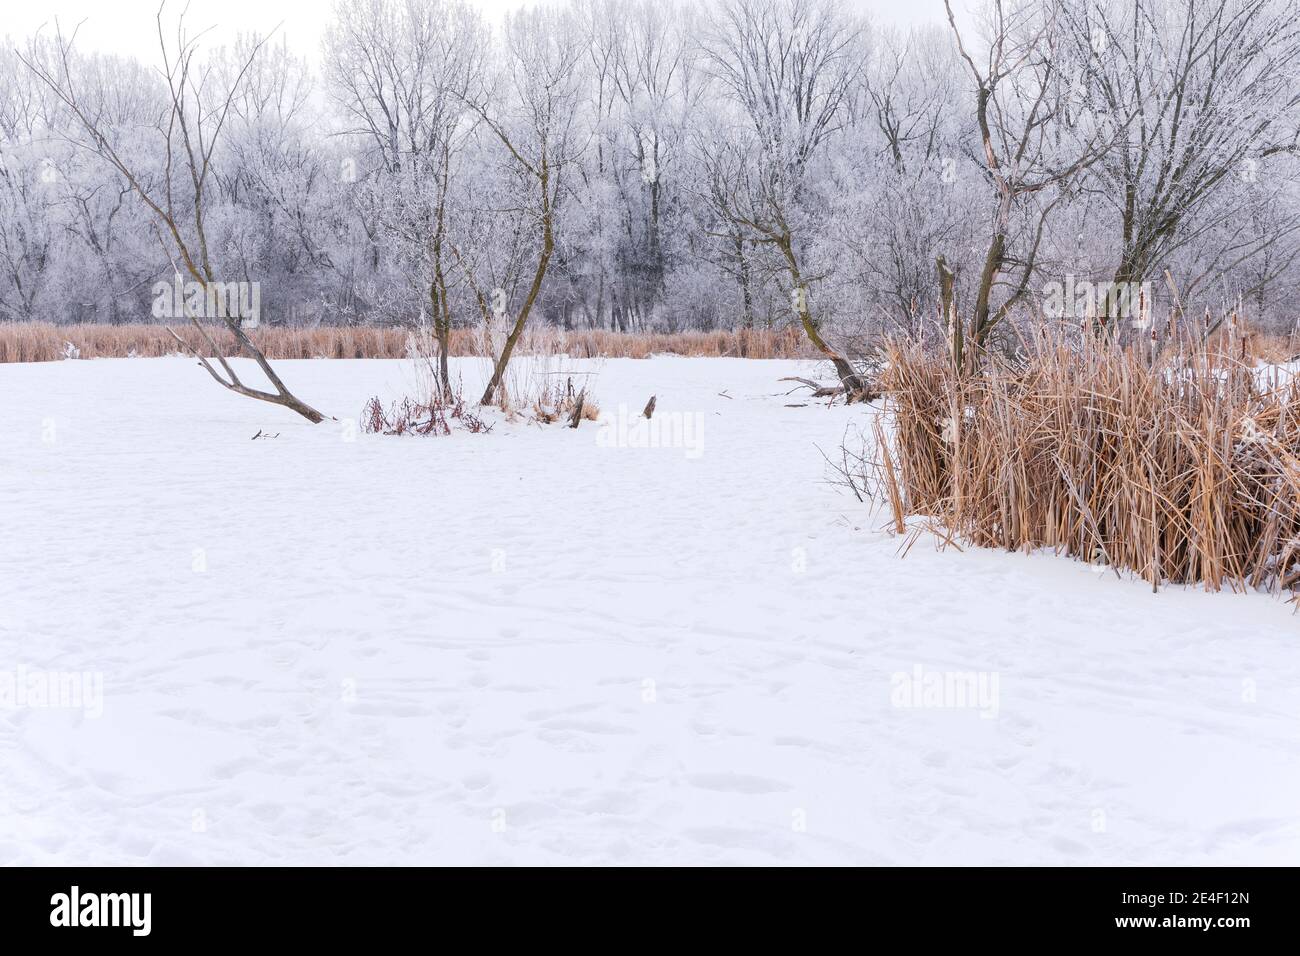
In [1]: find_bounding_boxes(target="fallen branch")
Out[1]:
[779,376,879,403]
[779,376,845,398]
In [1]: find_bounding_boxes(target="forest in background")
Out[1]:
[1,0,1298,346]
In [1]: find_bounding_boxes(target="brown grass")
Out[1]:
[0,322,814,363]
[874,329,1300,596]
[528,374,601,424]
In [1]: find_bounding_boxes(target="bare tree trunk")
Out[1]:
[737,233,754,329]
[937,255,962,371]
[480,223,554,406]
[168,300,327,423]
[970,191,1009,348]
[779,237,868,399]
[430,279,452,400]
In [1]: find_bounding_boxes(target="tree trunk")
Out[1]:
[480,222,554,406]
[779,236,868,398]
[937,255,962,371]
[971,229,1005,347]
[432,283,452,399]
[737,233,754,329]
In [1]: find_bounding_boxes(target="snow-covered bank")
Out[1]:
[0,356,1297,865]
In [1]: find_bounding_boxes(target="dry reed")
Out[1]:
[875,329,1300,596]
[0,323,813,363]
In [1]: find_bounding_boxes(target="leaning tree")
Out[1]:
[459,6,586,407]
[21,5,326,422]
[697,0,871,398]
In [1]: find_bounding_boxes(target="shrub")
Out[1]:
[360,375,491,437]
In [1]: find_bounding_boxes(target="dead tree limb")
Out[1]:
[779,376,880,402]
[779,376,846,398]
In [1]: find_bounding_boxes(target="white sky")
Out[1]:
[2,0,958,65]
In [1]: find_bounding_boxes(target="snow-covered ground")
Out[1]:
[1,354,1297,865]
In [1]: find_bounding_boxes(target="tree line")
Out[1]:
[1,0,1297,364]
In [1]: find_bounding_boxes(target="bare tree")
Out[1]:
[324,0,489,397]
[4,0,1300,348]
[699,0,870,396]
[854,25,968,330]
[944,0,1115,348]
[21,5,325,421]
[216,36,345,315]
[1062,0,1300,312]
[460,6,586,406]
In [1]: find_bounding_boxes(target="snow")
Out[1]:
[1,354,1298,865]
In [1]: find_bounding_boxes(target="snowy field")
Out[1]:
[1,354,1298,866]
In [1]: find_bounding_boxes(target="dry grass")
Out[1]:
[0,322,814,363]
[360,326,605,436]
[873,329,1300,596]
[529,374,601,425]
[482,353,603,425]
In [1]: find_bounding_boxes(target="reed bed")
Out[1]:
[0,323,813,363]
[876,331,1300,596]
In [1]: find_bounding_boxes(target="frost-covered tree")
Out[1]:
[1062,0,1300,320]
[325,0,490,392]
[3,0,1300,343]
[461,5,586,404]
[21,9,326,420]
[698,0,870,393]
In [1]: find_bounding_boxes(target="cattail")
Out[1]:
[875,329,1300,597]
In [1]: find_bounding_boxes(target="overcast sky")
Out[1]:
[4,0,959,65]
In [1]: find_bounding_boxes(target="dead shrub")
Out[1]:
[360,384,491,437]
